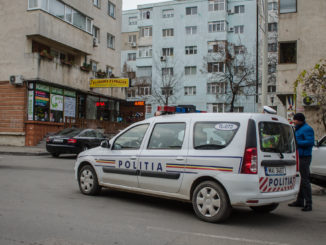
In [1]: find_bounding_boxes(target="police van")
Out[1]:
[74,111,300,223]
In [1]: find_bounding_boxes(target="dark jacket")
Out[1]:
[295,122,314,157]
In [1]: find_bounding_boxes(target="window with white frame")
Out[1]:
[207,82,226,94]
[106,66,113,77]
[280,0,296,13]
[140,8,152,19]
[128,53,136,61]
[233,107,244,112]
[186,6,197,15]
[268,43,277,52]
[127,88,136,98]
[268,85,276,93]
[128,34,136,43]
[208,0,225,11]
[146,104,152,114]
[93,0,100,8]
[185,66,197,75]
[140,26,152,37]
[162,87,173,95]
[208,103,227,112]
[28,0,93,34]
[162,28,174,37]
[208,21,225,32]
[208,41,224,53]
[268,1,278,11]
[234,45,244,55]
[139,86,151,96]
[186,26,197,35]
[184,86,196,96]
[268,63,277,74]
[234,5,245,13]
[90,60,98,74]
[268,23,278,32]
[92,26,100,43]
[107,33,115,49]
[185,46,197,55]
[138,46,152,58]
[162,9,174,18]
[208,62,224,73]
[129,16,137,25]
[162,48,174,56]
[108,1,115,18]
[234,25,244,34]
[162,68,173,76]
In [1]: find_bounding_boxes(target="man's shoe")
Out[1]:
[302,206,312,212]
[288,201,304,207]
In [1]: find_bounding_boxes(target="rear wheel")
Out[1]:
[51,153,60,157]
[250,203,279,213]
[192,181,231,223]
[78,165,101,195]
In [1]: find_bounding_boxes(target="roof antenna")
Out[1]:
[263,106,277,114]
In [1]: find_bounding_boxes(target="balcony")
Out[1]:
[26,10,93,55]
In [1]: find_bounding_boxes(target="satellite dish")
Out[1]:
[263,106,277,114]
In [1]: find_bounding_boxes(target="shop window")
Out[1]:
[35,89,50,122]
[77,94,86,119]
[50,87,64,123]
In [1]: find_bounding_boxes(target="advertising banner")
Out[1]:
[50,94,63,111]
[90,78,130,88]
[28,91,34,120]
[64,96,76,118]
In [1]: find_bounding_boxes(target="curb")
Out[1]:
[0,151,50,156]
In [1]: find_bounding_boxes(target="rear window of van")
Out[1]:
[193,122,239,149]
[259,122,295,153]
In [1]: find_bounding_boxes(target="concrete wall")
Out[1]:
[277,0,326,137]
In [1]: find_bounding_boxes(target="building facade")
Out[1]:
[276,0,326,137]
[122,0,261,117]
[0,0,124,146]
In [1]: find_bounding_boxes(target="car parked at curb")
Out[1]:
[311,135,326,186]
[46,128,106,157]
[74,113,300,223]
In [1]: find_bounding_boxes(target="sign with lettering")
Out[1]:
[90,78,130,88]
[134,101,145,106]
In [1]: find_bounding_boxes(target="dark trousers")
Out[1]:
[297,156,312,206]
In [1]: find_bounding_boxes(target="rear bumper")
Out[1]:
[220,173,301,207]
[46,144,81,154]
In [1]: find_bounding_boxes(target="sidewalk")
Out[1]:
[0,145,49,156]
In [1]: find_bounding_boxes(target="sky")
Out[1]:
[123,0,169,10]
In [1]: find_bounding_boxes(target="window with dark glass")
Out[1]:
[280,0,297,14]
[279,42,297,64]
[148,123,185,149]
[113,124,149,150]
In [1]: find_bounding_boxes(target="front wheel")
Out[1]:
[250,203,279,213]
[192,181,231,223]
[78,165,101,195]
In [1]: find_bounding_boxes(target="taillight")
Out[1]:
[241,147,258,174]
[296,149,299,172]
[67,138,77,144]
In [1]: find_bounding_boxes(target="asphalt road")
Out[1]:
[0,154,325,245]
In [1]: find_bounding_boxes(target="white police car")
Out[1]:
[75,112,300,223]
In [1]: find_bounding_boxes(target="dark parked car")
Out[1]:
[46,128,106,157]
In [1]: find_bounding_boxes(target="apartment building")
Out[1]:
[122,0,261,117]
[0,0,123,146]
[276,0,326,137]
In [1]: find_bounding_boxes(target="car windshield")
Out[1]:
[56,128,82,137]
[259,122,295,153]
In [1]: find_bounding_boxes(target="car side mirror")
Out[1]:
[100,140,111,149]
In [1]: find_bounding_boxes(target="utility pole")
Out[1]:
[261,0,268,107]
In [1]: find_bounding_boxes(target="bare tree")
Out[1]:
[295,59,326,130]
[201,41,256,112]
[150,53,183,106]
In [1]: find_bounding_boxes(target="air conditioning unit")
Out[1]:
[131,42,137,48]
[9,75,24,86]
[93,38,98,47]
[227,9,234,15]
[302,95,318,106]
[160,56,166,61]
[228,27,234,32]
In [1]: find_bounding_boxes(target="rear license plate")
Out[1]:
[265,166,286,176]
[259,175,296,193]
[53,139,63,143]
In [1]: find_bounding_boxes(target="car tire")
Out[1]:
[51,153,60,157]
[250,203,279,213]
[192,181,231,223]
[78,165,101,195]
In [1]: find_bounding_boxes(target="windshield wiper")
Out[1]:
[194,144,224,150]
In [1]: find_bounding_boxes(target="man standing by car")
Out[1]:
[288,113,315,211]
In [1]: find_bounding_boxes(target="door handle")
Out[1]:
[130,156,137,160]
[176,157,185,161]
